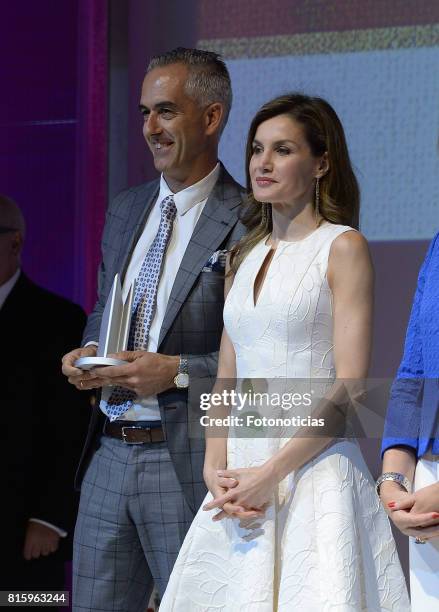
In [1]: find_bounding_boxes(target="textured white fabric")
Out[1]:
[409,457,439,612]
[160,222,410,611]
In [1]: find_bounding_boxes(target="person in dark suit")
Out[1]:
[62,48,245,610]
[0,195,90,594]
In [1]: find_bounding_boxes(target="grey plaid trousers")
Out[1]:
[73,437,194,611]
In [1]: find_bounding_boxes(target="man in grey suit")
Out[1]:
[62,48,244,610]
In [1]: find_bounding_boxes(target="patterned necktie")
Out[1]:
[100,195,177,421]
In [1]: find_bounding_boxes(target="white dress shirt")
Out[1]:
[109,163,221,421]
[0,267,20,310]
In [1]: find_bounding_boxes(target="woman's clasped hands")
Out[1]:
[381,482,439,540]
[203,464,277,522]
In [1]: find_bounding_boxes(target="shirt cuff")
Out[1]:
[29,518,68,538]
[84,341,98,348]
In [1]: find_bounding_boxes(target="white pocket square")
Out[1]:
[202,249,228,272]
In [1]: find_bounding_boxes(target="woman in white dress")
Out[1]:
[160,93,409,611]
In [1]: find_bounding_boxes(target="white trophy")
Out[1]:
[75,274,135,370]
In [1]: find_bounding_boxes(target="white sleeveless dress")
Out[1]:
[160,223,410,611]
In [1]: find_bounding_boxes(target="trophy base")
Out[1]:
[74,356,128,370]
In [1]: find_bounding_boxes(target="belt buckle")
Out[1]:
[121,425,150,444]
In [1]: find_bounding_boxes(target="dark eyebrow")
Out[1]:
[138,101,178,113]
[253,138,299,147]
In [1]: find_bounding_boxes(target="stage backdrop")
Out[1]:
[199,1,439,241]
[0,0,108,311]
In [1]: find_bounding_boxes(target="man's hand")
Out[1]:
[23,522,60,561]
[92,351,179,397]
[61,345,105,390]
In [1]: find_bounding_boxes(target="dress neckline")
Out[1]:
[263,221,329,249]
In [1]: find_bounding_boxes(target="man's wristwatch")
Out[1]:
[174,356,189,389]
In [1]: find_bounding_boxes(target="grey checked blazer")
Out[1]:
[75,164,245,513]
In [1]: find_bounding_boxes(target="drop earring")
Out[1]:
[261,203,267,226]
[315,177,320,218]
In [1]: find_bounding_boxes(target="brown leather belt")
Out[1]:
[104,422,166,444]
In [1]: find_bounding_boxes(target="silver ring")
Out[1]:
[415,537,427,544]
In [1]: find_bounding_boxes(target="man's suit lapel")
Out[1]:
[115,182,160,281]
[158,166,242,347]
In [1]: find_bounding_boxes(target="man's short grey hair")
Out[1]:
[147,47,232,134]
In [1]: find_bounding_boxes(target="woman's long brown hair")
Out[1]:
[230,93,360,274]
